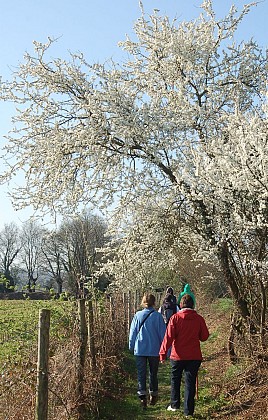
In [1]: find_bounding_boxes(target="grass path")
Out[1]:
[98,349,228,419]
[98,348,229,420]
[97,301,233,419]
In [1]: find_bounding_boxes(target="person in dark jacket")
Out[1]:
[159,294,209,417]
[129,293,166,409]
[158,293,178,325]
[166,286,177,305]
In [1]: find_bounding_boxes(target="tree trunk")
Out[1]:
[228,311,238,364]
[257,276,267,350]
[218,241,250,320]
[56,278,63,295]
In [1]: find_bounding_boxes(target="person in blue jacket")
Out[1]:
[129,292,166,409]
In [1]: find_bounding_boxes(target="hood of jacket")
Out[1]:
[178,308,197,320]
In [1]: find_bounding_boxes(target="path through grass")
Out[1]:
[97,348,228,419]
[97,300,235,419]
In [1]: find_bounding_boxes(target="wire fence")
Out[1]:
[0,290,165,419]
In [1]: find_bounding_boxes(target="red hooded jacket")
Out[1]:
[159,308,209,361]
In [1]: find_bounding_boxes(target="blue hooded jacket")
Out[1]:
[129,307,166,356]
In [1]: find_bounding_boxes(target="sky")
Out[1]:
[0,0,267,230]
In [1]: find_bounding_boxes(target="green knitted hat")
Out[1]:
[177,283,196,307]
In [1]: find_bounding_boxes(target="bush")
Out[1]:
[0,275,14,292]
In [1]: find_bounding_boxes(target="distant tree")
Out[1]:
[20,220,45,291]
[0,222,21,288]
[59,211,108,295]
[40,230,67,295]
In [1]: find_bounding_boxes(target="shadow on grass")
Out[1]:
[96,350,189,419]
[95,350,226,419]
[98,351,173,420]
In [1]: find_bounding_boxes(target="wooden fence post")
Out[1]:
[77,298,88,418]
[109,295,115,323]
[128,290,132,331]
[123,292,128,338]
[36,309,50,420]
[87,299,96,369]
[135,290,140,312]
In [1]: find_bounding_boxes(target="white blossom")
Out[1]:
[0,4,267,311]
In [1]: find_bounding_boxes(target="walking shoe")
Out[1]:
[167,405,179,411]
[149,395,158,405]
[139,396,147,410]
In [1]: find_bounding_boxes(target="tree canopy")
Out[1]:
[1,2,265,212]
[1,1,268,345]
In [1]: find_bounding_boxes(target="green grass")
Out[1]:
[0,300,76,366]
[0,298,232,419]
[97,298,234,419]
[97,351,228,420]
[212,298,233,313]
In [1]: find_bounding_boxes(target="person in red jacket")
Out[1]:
[159,294,209,417]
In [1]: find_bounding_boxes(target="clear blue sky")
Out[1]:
[0,0,267,229]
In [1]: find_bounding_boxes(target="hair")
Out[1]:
[180,294,194,309]
[163,294,173,304]
[166,287,174,295]
[141,293,156,308]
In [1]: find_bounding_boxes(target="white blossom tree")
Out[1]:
[1,1,268,351]
[101,200,223,297]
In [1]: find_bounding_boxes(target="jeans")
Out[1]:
[170,359,201,415]
[136,355,160,397]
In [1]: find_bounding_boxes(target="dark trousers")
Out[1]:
[136,355,160,398]
[170,359,201,415]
